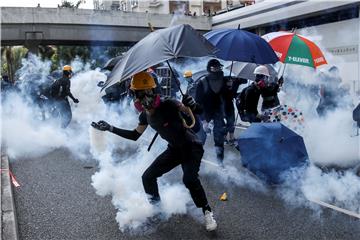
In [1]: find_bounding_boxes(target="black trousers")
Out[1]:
[142,143,208,208]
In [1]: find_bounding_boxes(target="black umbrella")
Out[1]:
[227,62,279,82]
[102,24,217,90]
[102,56,123,71]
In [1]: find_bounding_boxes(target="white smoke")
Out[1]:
[90,133,193,232]
[1,54,116,159]
[3,27,360,233]
[273,28,360,216]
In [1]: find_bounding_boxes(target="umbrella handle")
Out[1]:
[182,106,196,129]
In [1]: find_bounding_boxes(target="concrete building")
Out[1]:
[213,0,360,96]
[94,0,256,16]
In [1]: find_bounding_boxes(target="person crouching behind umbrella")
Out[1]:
[91,72,217,231]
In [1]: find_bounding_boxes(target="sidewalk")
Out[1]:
[1,147,19,240]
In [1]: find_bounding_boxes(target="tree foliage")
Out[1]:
[60,0,84,9]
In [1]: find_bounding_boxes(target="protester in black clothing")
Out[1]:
[353,102,360,129]
[49,65,79,128]
[260,76,283,111]
[1,75,12,93]
[224,76,247,145]
[236,66,268,123]
[195,59,227,163]
[92,72,217,231]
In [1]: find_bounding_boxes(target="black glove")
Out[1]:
[182,94,196,108]
[73,98,79,103]
[91,120,112,131]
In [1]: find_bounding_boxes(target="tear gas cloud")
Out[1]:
[1,54,196,232]
[2,26,360,233]
[1,54,117,160]
[274,27,360,214]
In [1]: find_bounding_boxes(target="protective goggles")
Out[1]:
[210,65,223,72]
[134,89,154,99]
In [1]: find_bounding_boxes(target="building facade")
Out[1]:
[94,0,256,16]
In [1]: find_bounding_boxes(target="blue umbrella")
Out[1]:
[204,28,279,64]
[237,123,308,184]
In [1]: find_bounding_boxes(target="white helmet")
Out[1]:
[253,65,270,77]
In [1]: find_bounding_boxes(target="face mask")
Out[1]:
[134,99,144,112]
[134,91,161,111]
[140,94,156,109]
[257,80,266,89]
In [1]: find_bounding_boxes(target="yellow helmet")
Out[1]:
[130,72,156,90]
[183,70,192,78]
[63,65,72,72]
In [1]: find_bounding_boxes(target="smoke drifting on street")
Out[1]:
[2,41,359,232]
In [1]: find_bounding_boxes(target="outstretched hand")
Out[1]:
[91,120,112,131]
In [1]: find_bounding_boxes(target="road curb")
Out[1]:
[1,150,19,240]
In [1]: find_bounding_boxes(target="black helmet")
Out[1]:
[207,59,223,73]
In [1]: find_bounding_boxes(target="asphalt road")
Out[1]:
[10,146,360,240]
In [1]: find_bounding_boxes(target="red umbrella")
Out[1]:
[262,31,327,69]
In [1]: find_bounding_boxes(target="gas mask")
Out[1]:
[255,74,268,89]
[134,89,160,111]
[257,79,266,89]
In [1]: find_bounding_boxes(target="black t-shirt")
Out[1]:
[51,77,71,99]
[138,99,200,148]
[261,82,280,110]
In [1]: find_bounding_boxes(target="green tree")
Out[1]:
[1,46,27,82]
[60,0,84,9]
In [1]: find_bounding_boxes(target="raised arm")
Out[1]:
[91,120,147,141]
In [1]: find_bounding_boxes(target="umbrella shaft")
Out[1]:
[166,60,184,96]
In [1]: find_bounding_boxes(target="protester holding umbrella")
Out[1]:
[237,66,268,123]
[195,59,227,164]
[260,75,283,111]
[92,72,217,232]
[203,27,278,158]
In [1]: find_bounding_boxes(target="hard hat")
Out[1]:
[253,65,270,77]
[183,70,192,78]
[63,65,72,72]
[130,72,156,90]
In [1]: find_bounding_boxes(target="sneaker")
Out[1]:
[228,138,236,146]
[204,210,217,231]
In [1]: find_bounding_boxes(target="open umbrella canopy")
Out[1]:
[227,62,278,82]
[204,28,278,64]
[102,55,123,71]
[102,24,216,90]
[262,31,327,68]
[238,123,308,184]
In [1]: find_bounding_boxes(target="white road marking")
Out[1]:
[308,198,360,219]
